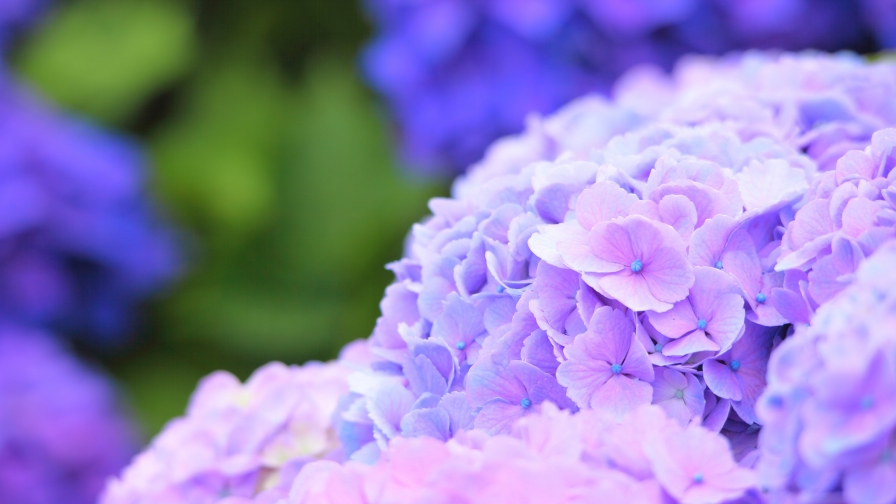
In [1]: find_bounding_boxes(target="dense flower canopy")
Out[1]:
[0,73,179,342]
[0,325,137,504]
[105,52,896,504]
[362,0,896,173]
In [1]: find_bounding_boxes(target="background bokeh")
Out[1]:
[8,0,446,436]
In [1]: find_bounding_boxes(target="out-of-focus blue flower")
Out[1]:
[0,324,138,504]
[362,0,896,174]
[0,72,179,343]
[757,240,896,502]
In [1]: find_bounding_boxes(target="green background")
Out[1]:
[11,0,447,436]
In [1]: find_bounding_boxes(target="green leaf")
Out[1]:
[15,0,196,123]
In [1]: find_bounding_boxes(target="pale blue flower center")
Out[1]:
[697,319,708,330]
[456,341,466,350]
[767,396,784,409]
[497,285,506,293]
[520,397,532,409]
[861,395,874,410]
[729,360,741,371]
[756,293,767,303]
[715,260,723,269]
[693,473,704,484]
[630,259,643,273]
[674,390,684,399]
[611,364,623,374]
[654,343,663,352]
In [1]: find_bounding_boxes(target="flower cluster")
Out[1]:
[362,0,896,173]
[0,74,179,342]
[100,346,363,504]
[103,52,896,504]
[340,115,807,463]
[756,240,896,503]
[293,404,756,504]
[771,128,896,323]
[0,325,137,504]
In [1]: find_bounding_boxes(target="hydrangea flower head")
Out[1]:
[101,353,359,504]
[363,0,896,173]
[0,325,137,504]
[757,240,896,502]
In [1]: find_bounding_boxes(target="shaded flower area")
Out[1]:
[105,52,896,503]
[362,0,896,174]
[0,326,137,504]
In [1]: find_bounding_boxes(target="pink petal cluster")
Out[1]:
[290,404,756,504]
[101,356,357,504]
[757,241,896,503]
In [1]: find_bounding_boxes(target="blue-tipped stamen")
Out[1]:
[630,259,643,273]
[456,341,466,350]
[697,319,708,330]
[729,359,741,371]
[611,364,623,374]
[715,260,723,269]
[756,293,767,304]
[693,473,704,484]
[654,343,663,352]
[674,390,684,399]
[520,397,532,409]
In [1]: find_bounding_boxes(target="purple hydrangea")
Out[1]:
[362,0,896,173]
[0,73,179,343]
[0,325,137,504]
[103,52,896,504]
[757,240,896,503]
[101,343,364,504]
[292,404,755,504]
[327,55,896,471]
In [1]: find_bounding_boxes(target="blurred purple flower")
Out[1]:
[363,0,896,174]
[757,240,896,502]
[0,325,137,504]
[0,74,179,343]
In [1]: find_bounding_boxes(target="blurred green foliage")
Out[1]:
[16,0,196,123]
[13,0,446,435]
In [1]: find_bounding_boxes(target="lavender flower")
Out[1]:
[363,0,896,173]
[331,55,896,469]
[101,346,361,504]
[757,240,896,503]
[104,53,896,503]
[0,325,137,504]
[0,73,179,342]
